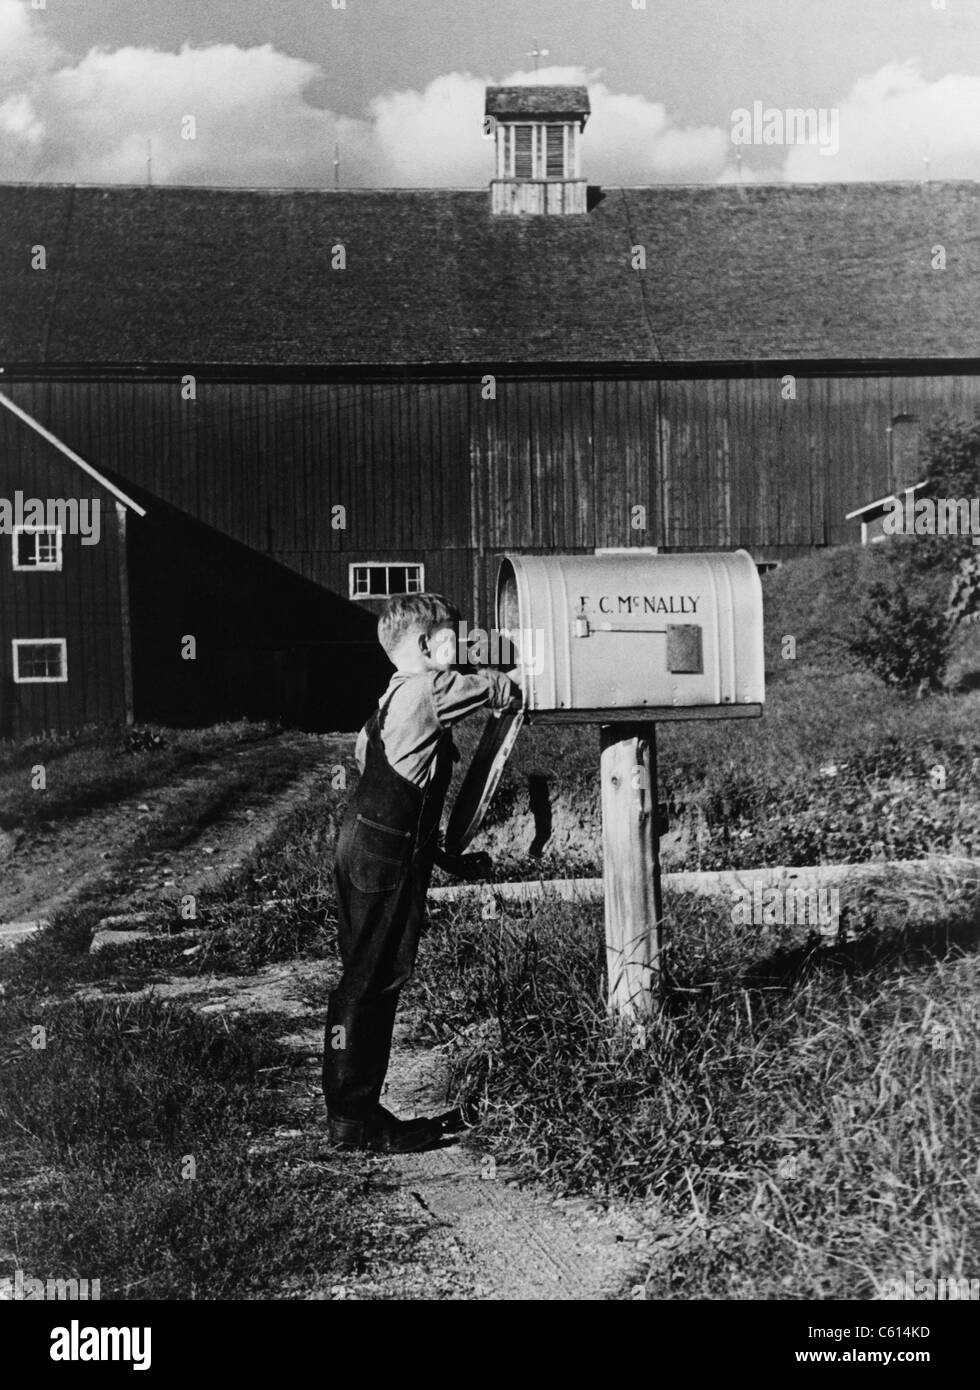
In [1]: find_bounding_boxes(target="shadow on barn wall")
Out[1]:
[120,487,390,732]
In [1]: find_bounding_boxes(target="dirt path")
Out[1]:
[378,1028,654,1300]
[0,732,345,926]
[78,957,655,1300]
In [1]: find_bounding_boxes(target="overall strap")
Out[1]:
[376,683,400,735]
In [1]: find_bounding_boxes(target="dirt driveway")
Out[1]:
[0,731,346,927]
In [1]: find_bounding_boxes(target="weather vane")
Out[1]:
[526,38,549,77]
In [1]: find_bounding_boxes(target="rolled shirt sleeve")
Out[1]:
[429,668,521,727]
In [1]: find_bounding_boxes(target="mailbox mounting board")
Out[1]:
[496,549,765,723]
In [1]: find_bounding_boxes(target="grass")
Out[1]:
[0,719,281,831]
[406,875,980,1299]
[0,992,419,1299]
[179,776,348,972]
[0,902,201,999]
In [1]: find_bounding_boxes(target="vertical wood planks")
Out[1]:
[600,722,662,1020]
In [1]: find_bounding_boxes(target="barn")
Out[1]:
[3,82,980,737]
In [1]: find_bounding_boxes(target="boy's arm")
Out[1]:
[429,667,522,728]
[354,725,368,773]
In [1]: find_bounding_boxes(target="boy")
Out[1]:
[323,592,522,1153]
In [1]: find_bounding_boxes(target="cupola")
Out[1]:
[485,85,590,215]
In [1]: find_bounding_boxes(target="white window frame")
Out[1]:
[13,638,68,684]
[349,562,425,601]
[13,525,63,572]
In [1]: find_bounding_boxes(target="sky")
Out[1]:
[4,0,980,188]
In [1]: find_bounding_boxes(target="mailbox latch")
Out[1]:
[572,617,704,673]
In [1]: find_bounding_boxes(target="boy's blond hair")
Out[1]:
[377,593,461,657]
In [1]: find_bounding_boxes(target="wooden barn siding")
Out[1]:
[8,372,980,636]
[0,416,128,738]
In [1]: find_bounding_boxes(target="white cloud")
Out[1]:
[1,31,367,185]
[0,0,56,88]
[0,5,728,188]
[368,72,489,186]
[783,61,980,182]
[0,92,43,145]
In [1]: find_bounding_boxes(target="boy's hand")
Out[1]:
[489,668,523,717]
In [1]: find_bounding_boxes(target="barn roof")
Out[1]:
[485,86,590,121]
[3,180,980,369]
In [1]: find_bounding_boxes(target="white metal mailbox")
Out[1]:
[496,550,765,722]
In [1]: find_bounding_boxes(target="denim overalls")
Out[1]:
[322,692,454,1121]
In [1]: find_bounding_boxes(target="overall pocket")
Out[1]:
[347,813,413,893]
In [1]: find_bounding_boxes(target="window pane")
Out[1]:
[38,532,58,563]
[547,126,565,177]
[352,563,423,597]
[514,125,533,178]
[16,533,35,567]
[19,643,64,678]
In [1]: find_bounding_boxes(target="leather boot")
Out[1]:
[327,1105,446,1153]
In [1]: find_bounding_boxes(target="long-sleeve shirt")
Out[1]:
[355,667,520,787]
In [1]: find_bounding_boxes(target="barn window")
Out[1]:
[513,125,533,178]
[13,638,68,683]
[546,126,566,177]
[13,527,62,572]
[349,563,424,599]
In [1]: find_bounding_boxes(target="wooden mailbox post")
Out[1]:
[600,721,663,1020]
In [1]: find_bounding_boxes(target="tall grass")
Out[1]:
[0,994,409,1299]
[409,880,980,1299]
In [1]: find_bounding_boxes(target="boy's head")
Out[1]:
[378,593,462,672]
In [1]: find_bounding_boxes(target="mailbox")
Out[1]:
[495,550,764,722]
